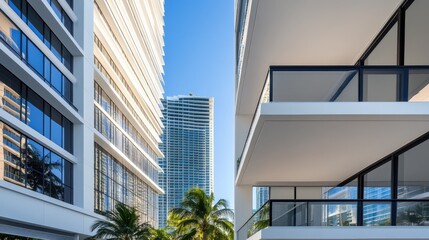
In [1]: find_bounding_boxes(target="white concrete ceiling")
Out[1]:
[236,102,429,186]
[237,0,404,115]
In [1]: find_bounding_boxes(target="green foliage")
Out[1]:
[167,188,234,240]
[91,203,152,240]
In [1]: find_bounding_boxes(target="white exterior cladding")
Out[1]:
[235,0,429,240]
[0,0,165,239]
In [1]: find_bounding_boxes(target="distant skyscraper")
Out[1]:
[255,187,269,210]
[159,95,214,227]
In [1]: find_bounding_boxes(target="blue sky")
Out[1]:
[163,0,235,205]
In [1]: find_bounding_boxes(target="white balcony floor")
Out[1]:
[248,226,429,240]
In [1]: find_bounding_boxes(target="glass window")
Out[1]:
[44,56,51,82]
[26,139,44,193]
[51,108,63,147]
[27,41,44,76]
[63,77,72,102]
[398,139,429,199]
[62,46,72,71]
[43,102,50,139]
[397,202,429,226]
[405,0,429,65]
[7,0,22,16]
[64,14,73,34]
[51,33,62,61]
[26,89,44,134]
[365,23,397,65]
[0,12,21,55]
[364,161,391,199]
[51,0,62,20]
[51,65,62,93]
[63,118,73,153]
[27,6,43,41]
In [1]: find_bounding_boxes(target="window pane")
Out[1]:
[365,23,397,65]
[50,0,62,20]
[0,10,21,54]
[63,77,72,102]
[51,65,62,93]
[398,139,429,199]
[62,46,72,71]
[63,160,72,187]
[405,0,429,65]
[7,0,22,16]
[51,33,62,61]
[27,41,44,76]
[364,161,391,199]
[51,108,63,147]
[26,89,44,134]
[26,139,44,193]
[64,14,73,34]
[63,117,73,153]
[43,102,50,139]
[27,6,43,41]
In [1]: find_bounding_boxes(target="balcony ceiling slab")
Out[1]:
[237,0,404,115]
[236,102,429,186]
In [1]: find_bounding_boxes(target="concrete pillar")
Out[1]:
[235,184,253,240]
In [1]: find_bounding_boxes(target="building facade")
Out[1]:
[158,95,214,227]
[0,0,164,238]
[235,0,429,239]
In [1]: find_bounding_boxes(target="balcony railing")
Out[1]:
[238,199,429,239]
[236,65,429,173]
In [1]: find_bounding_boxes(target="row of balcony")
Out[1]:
[237,65,429,173]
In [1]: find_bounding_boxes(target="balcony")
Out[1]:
[236,66,429,186]
[238,199,429,240]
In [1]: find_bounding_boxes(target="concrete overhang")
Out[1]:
[236,0,404,115]
[236,102,429,186]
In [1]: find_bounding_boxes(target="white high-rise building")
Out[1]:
[158,95,214,227]
[235,0,429,239]
[0,0,165,238]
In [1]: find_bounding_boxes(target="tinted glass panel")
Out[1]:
[363,202,391,226]
[0,10,21,54]
[405,0,429,65]
[364,161,391,199]
[51,33,62,61]
[365,23,397,65]
[398,139,429,199]
[51,65,62,93]
[51,0,62,19]
[51,108,63,147]
[408,69,429,102]
[362,70,399,101]
[43,102,50,138]
[27,6,43,40]
[397,202,429,226]
[8,0,22,16]
[27,41,44,75]
[26,89,44,134]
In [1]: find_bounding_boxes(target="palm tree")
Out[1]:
[169,188,234,240]
[91,203,152,240]
[149,228,173,240]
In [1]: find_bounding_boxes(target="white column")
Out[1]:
[72,0,94,213]
[235,185,253,240]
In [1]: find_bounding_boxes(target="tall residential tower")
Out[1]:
[235,0,429,239]
[0,0,165,238]
[158,95,214,227]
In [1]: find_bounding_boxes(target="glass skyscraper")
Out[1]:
[158,95,214,227]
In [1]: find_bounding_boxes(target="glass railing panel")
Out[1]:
[237,202,269,240]
[362,69,401,101]
[309,202,358,226]
[397,201,429,226]
[408,69,429,101]
[271,69,358,102]
[363,202,391,226]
